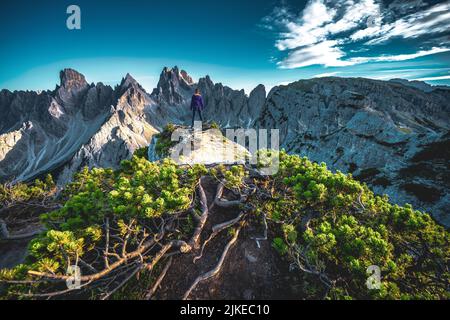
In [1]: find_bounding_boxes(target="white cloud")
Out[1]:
[278,40,353,68]
[265,0,450,69]
[274,0,379,50]
[363,2,450,45]
[275,0,335,50]
[326,0,380,34]
[414,74,450,81]
[313,72,341,78]
[347,47,450,64]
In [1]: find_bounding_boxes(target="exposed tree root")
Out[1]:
[214,180,246,208]
[353,190,366,213]
[8,176,211,298]
[16,280,95,299]
[193,178,250,263]
[27,238,160,282]
[212,213,245,234]
[289,244,332,289]
[189,177,209,249]
[145,257,173,300]
[193,212,245,263]
[183,223,243,300]
[21,239,186,299]
[101,263,142,300]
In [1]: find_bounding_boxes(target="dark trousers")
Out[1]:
[191,108,203,127]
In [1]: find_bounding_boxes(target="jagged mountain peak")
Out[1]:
[120,73,139,89]
[114,74,153,113]
[160,66,179,78]
[55,69,90,108]
[180,69,194,85]
[151,66,195,105]
[251,83,266,91]
[200,75,214,87]
[115,73,150,107]
[158,66,195,87]
[59,68,88,89]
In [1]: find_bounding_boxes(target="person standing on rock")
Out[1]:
[190,88,204,128]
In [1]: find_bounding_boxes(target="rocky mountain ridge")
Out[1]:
[0,68,449,226]
[256,77,449,225]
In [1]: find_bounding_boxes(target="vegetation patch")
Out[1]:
[257,152,449,299]
[133,146,149,160]
[0,152,448,300]
[154,123,177,157]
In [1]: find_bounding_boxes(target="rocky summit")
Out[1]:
[0,68,449,226]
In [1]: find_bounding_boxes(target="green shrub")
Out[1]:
[257,151,449,300]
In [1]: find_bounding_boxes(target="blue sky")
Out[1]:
[1,0,449,93]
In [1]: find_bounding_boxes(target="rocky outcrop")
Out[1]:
[148,127,251,166]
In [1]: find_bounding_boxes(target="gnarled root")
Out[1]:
[193,212,245,263]
[290,244,332,290]
[145,257,173,300]
[189,177,209,249]
[183,223,243,300]
[101,264,142,300]
[214,180,246,208]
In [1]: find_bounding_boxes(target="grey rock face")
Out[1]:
[199,76,266,128]
[56,69,90,109]
[0,76,110,183]
[389,78,435,93]
[248,84,267,121]
[151,66,194,106]
[56,74,159,185]
[81,83,114,119]
[256,77,450,226]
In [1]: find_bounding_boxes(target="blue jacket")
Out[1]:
[190,94,204,111]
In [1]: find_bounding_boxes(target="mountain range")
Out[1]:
[0,67,448,226]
